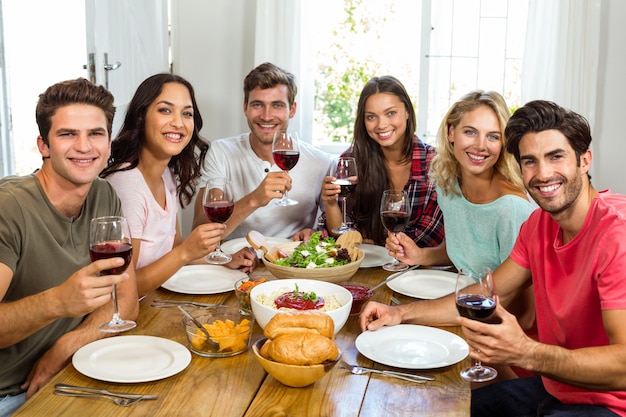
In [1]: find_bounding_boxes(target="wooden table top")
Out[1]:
[13,265,470,417]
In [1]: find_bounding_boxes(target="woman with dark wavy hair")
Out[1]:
[321,75,444,248]
[102,73,256,296]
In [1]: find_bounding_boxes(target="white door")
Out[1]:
[85,0,169,134]
[0,0,169,176]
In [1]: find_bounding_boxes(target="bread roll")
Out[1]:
[263,311,334,340]
[262,333,339,365]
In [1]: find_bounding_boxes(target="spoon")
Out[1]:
[177,306,218,348]
[370,265,419,292]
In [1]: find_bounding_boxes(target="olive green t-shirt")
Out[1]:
[0,174,122,396]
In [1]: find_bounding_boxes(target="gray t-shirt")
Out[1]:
[0,175,122,395]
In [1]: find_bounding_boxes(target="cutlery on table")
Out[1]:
[370,265,420,292]
[54,383,157,406]
[151,298,220,308]
[390,296,402,305]
[340,361,434,383]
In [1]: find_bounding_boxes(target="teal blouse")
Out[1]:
[436,181,536,279]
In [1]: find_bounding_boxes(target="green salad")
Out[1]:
[274,232,352,268]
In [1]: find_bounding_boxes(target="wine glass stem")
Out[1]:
[341,197,347,226]
[282,171,289,201]
[392,232,400,264]
[111,284,121,320]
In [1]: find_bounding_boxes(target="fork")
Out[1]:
[54,390,150,406]
[340,361,434,383]
[151,298,221,308]
[54,383,158,400]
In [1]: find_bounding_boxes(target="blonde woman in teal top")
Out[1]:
[386,91,536,381]
[387,90,533,273]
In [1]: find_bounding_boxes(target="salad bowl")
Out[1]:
[262,232,365,284]
[262,245,363,283]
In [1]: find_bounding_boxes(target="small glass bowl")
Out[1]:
[182,306,253,357]
[339,281,374,315]
[234,276,269,315]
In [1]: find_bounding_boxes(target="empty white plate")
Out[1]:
[386,269,458,299]
[359,244,395,268]
[73,335,191,383]
[355,324,468,369]
[161,264,247,294]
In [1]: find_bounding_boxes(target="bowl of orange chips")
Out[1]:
[182,306,253,357]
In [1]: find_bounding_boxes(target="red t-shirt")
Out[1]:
[510,190,626,416]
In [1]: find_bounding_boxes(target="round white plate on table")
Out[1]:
[72,335,191,383]
[161,264,247,294]
[386,269,458,299]
[358,244,394,268]
[355,324,468,369]
[220,236,291,257]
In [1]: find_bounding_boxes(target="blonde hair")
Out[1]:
[430,90,524,196]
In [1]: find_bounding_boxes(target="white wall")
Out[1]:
[171,0,257,236]
[172,0,626,235]
[593,0,626,195]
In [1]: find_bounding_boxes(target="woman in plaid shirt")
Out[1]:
[321,76,444,248]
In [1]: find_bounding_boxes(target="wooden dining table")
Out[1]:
[13,263,470,417]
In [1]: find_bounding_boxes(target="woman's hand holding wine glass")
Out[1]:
[272,130,300,206]
[89,216,136,333]
[380,189,411,272]
[202,177,234,264]
[331,157,358,235]
[455,267,498,382]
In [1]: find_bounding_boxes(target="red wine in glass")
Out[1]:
[272,130,300,206]
[455,267,498,382]
[381,210,410,233]
[89,216,136,333]
[89,242,133,275]
[380,190,411,272]
[331,157,358,235]
[202,178,234,264]
[333,178,355,198]
[455,294,496,321]
[273,150,300,171]
[203,201,234,224]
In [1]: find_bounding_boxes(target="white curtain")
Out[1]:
[254,0,304,135]
[521,0,603,130]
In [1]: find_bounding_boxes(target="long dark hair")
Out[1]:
[349,76,416,244]
[101,73,209,206]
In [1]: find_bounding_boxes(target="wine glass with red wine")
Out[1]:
[89,216,136,333]
[455,267,498,382]
[272,130,300,206]
[380,189,411,272]
[202,177,234,264]
[331,157,358,235]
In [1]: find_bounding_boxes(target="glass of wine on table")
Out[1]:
[331,157,358,235]
[455,267,498,382]
[202,177,235,264]
[272,130,300,206]
[380,189,411,272]
[89,216,136,333]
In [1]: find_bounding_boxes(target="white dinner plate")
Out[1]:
[220,236,292,257]
[355,324,468,369]
[386,269,458,299]
[72,335,191,383]
[161,264,247,294]
[358,244,394,268]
